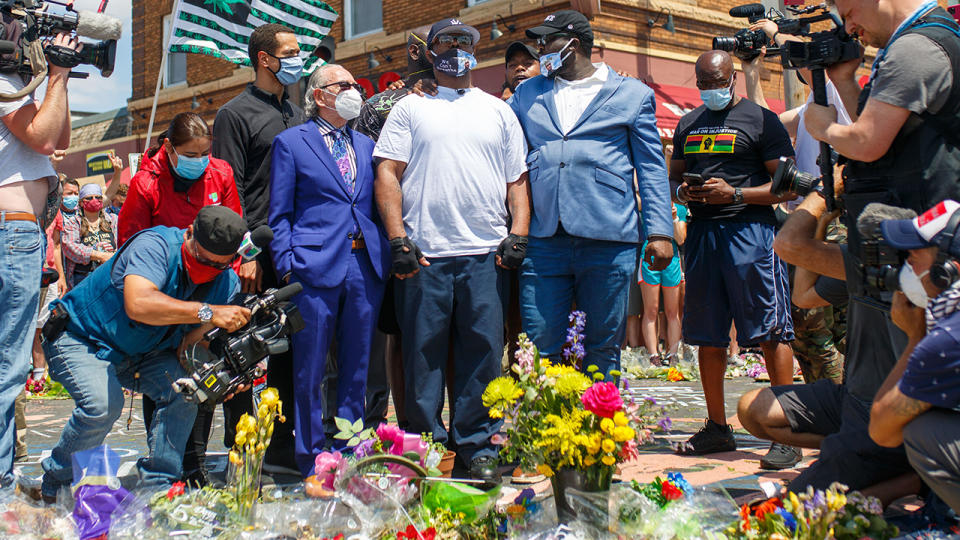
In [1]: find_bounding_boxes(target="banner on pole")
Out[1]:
[168,0,338,74]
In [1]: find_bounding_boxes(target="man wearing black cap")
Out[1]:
[37,206,249,501]
[509,10,674,378]
[503,41,540,99]
[375,17,530,483]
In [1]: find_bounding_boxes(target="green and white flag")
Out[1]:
[168,0,338,74]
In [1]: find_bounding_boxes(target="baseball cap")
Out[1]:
[881,200,960,257]
[525,10,594,43]
[426,18,480,47]
[505,41,539,62]
[193,206,248,256]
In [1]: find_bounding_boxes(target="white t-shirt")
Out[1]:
[374,87,527,258]
[788,80,852,210]
[0,72,57,187]
[554,63,609,134]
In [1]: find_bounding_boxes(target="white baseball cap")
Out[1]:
[881,200,960,256]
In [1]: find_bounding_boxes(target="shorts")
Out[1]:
[640,255,683,288]
[682,220,794,348]
[771,380,912,491]
[37,285,56,328]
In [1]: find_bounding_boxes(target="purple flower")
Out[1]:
[644,397,658,406]
[658,417,673,431]
[355,438,375,458]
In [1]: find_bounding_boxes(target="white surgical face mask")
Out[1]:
[900,263,930,307]
[323,88,363,120]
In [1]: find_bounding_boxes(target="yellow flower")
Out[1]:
[586,433,602,455]
[235,432,247,446]
[229,450,242,465]
[789,491,801,511]
[555,371,592,397]
[584,456,597,466]
[258,403,270,419]
[667,367,685,382]
[537,464,554,477]
[482,377,523,414]
[238,413,256,433]
[600,417,615,434]
[545,364,576,379]
[827,492,847,511]
[601,455,616,466]
[488,408,503,419]
[592,372,605,381]
[613,426,635,442]
[602,439,616,453]
[613,411,629,427]
[260,387,280,407]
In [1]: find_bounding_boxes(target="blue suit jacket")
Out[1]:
[508,71,673,243]
[269,120,390,288]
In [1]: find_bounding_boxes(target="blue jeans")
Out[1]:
[40,331,197,497]
[519,232,636,377]
[395,252,504,463]
[0,213,44,487]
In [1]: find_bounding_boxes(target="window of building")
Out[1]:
[162,14,187,88]
[344,0,384,40]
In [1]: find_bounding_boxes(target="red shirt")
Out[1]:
[117,147,243,245]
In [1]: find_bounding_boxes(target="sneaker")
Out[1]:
[663,353,678,367]
[469,456,499,485]
[649,354,663,367]
[511,466,545,484]
[760,442,802,470]
[675,419,737,455]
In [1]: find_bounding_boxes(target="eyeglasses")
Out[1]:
[81,196,103,202]
[536,33,573,47]
[321,81,365,96]
[191,238,238,270]
[434,34,474,47]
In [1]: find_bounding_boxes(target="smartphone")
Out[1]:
[682,172,705,186]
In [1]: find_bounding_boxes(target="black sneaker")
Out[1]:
[675,419,737,455]
[469,456,499,486]
[760,442,802,470]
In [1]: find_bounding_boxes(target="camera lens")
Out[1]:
[80,39,116,77]
[772,157,821,196]
[712,36,738,52]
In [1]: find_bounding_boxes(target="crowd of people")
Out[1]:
[1,0,960,524]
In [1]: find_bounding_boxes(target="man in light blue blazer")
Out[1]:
[508,10,675,376]
[269,64,390,477]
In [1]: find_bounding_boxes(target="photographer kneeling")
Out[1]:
[37,206,250,502]
[870,200,960,514]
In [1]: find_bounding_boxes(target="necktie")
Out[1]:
[332,130,354,195]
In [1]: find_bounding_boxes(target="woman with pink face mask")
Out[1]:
[61,182,117,288]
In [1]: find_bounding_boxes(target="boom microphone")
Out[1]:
[857,203,918,242]
[729,3,766,19]
[74,11,123,41]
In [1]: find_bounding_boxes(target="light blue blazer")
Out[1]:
[508,71,674,243]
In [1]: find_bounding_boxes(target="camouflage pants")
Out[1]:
[792,219,847,384]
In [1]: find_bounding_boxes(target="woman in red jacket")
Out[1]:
[117,112,242,246]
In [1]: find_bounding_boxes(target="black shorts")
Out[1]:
[772,380,912,491]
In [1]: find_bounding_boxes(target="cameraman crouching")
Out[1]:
[37,206,250,502]
[871,200,960,514]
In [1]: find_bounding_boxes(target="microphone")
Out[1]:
[238,225,274,261]
[75,11,123,41]
[272,282,303,303]
[729,3,765,19]
[856,203,917,241]
[0,41,16,55]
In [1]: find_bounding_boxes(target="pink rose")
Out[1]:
[376,423,405,450]
[581,382,623,418]
[314,451,344,489]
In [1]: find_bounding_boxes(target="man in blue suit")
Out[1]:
[508,10,675,376]
[269,64,391,477]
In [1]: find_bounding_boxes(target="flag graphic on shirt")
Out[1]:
[684,133,737,154]
[168,0,338,75]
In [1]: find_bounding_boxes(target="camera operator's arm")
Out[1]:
[123,275,250,331]
[826,57,862,123]
[870,292,930,447]
[1,34,77,155]
[792,209,842,308]
[742,53,771,111]
[773,192,845,279]
[805,98,908,162]
[749,20,815,92]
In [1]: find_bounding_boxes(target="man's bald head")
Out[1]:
[695,50,734,84]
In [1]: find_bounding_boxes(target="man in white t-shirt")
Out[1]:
[0,31,78,490]
[374,18,530,484]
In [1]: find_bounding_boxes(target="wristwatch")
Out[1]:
[197,303,213,323]
[732,187,744,204]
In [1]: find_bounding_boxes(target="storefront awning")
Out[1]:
[648,82,786,141]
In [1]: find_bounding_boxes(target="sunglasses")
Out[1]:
[536,33,574,47]
[191,237,238,270]
[434,34,474,47]
[81,196,103,202]
[321,81,365,96]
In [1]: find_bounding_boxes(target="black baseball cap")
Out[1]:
[193,206,247,256]
[426,18,481,47]
[525,10,594,44]
[505,41,539,62]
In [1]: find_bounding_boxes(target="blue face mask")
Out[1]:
[431,48,477,78]
[539,39,574,78]
[61,195,78,211]
[273,55,304,86]
[700,80,734,111]
[173,149,209,180]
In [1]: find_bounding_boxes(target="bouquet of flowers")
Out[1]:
[228,386,285,521]
[483,312,667,490]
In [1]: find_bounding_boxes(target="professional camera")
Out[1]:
[173,283,305,405]
[0,0,121,100]
[860,240,906,297]
[714,2,861,68]
[771,157,822,197]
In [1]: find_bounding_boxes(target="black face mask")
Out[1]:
[168,162,200,193]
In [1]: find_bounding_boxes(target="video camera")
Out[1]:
[172,283,305,405]
[714,2,861,69]
[0,0,121,101]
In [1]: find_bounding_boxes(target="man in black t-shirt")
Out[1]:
[670,51,798,462]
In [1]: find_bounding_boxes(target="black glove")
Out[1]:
[389,236,424,276]
[45,45,83,69]
[496,234,528,269]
